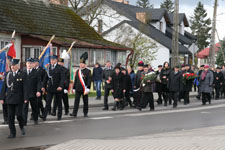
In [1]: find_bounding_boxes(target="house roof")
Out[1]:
[197,43,221,58]
[80,0,171,23]
[184,31,197,41]
[0,0,130,50]
[168,13,189,27]
[102,20,191,55]
[166,27,193,45]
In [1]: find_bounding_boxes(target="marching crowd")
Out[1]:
[0,51,224,138]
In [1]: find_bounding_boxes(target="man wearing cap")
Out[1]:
[183,64,194,105]
[70,52,91,117]
[52,58,70,116]
[134,61,144,107]
[42,55,65,121]
[33,58,47,118]
[23,58,42,125]
[168,66,183,108]
[0,59,27,138]
[213,67,224,99]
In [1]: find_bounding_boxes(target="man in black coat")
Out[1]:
[33,58,47,118]
[213,67,224,99]
[168,66,183,108]
[0,59,27,138]
[183,64,194,105]
[23,58,42,125]
[155,65,163,105]
[102,60,113,110]
[134,61,144,107]
[52,58,70,116]
[70,52,91,117]
[196,65,204,100]
[42,55,65,121]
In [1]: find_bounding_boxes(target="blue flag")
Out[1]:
[0,51,6,93]
[39,46,50,70]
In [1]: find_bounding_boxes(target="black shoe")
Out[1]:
[84,114,88,117]
[34,121,38,125]
[102,107,109,110]
[137,107,142,111]
[21,128,26,136]
[196,96,200,100]
[24,123,27,126]
[39,115,43,119]
[164,103,167,106]
[202,103,206,105]
[51,113,56,116]
[57,117,61,120]
[8,134,16,139]
[42,117,46,121]
[173,105,177,108]
[150,108,155,111]
[2,121,8,124]
[64,112,69,115]
[30,117,34,121]
[70,114,77,117]
[111,107,116,111]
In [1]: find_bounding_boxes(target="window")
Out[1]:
[90,49,105,66]
[0,39,10,49]
[22,46,41,62]
[117,51,126,65]
[34,48,40,58]
[23,47,31,62]
[105,51,111,62]
[52,47,57,55]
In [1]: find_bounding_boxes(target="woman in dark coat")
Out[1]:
[213,67,224,99]
[111,66,125,111]
[199,65,214,105]
[160,62,171,106]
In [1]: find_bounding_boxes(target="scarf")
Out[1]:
[201,70,208,80]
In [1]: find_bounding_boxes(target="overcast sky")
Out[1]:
[129,0,225,42]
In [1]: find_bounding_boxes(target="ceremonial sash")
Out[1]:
[78,69,89,95]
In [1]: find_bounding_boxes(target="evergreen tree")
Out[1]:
[216,40,225,66]
[136,0,153,8]
[190,2,211,51]
[160,0,174,13]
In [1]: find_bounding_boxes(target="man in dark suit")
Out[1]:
[42,55,65,121]
[0,59,27,138]
[52,58,70,116]
[33,58,47,118]
[70,52,91,117]
[23,58,42,125]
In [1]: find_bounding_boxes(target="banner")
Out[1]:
[39,46,51,70]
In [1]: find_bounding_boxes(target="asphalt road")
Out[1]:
[1,99,225,150]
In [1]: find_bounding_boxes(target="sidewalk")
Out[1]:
[47,125,225,150]
[0,92,198,113]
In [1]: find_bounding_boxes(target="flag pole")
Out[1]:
[67,41,76,54]
[0,30,16,53]
[39,35,55,59]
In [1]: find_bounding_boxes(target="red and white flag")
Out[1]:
[4,42,16,58]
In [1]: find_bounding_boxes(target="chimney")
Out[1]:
[113,0,129,4]
[136,12,147,24]
[49,0,68,6]
[98,19,103,34]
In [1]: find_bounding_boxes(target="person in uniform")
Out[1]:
[70,52,91,117]
[168,66,183,108]
[33,58,47,118]
[102,60,113,110]
[23,58,42,125]
[0,59,27,138]
[52,58,70,116]
[213,67,224,99]
[42,55,65,121]
[134,61,144,108]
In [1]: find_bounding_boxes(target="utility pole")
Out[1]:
[209,0,218,68]
[171,0,179,68]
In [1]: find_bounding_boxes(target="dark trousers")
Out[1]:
[140,92,154,109]
[23,98,39,124]
[215,88,220,99]
[53,92,69,114]
[157,91,162,104]
[104,88,111,108]
[72,92,88,116]
[202,92,211,104]
[43,92,62,119]
[162,92,169,104]
[3,104,8,122]
[124,92,132,107]
[134,90,142,107]
[170,91,179,107]
[8,104,24,136]
[37,94,45,115]
[184,91,190,104]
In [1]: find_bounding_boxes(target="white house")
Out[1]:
[80,0,196,68]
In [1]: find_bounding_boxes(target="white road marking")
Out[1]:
[201,111,211,114]
[124,104,225,117]
[90,116,113,120]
